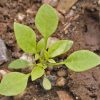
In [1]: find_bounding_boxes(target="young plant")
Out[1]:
[0,4,100,96]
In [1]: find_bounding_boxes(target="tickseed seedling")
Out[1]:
[0,4,100,96]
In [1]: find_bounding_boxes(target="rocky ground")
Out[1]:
[0,0,100,100]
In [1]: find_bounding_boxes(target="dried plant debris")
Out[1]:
[57,0,78,14]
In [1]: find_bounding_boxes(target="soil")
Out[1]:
[0,0,100,100]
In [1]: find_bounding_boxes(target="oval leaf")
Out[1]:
[48,40,73,58]
[35,54,40,60]
[37,38,45,53]
[48,59,56,63]
[35,4,59,38]
[37,37,58,53]
[64,50,100,72]
[43,77,51,90]
[47,37,59,48]
[14,22,36,54]
[31,64,44,81]
[8,59,30,69]
[0,72,29,96]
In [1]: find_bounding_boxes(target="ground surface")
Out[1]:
[0,0,100,100]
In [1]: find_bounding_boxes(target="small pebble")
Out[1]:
[17,13,25,21]
[13,91,26,100]
[26,9,34,15]
[98,0,100,5]
[56,77,66,86]
[65,10,74,19]
[0,69,10,81]
[26,6,36,15]
[0,39,8,65]
[47,75,57,86]
[57,69,67,77]
[46,71,51,75]
[0,70,8,75]
[20,53,34,63]
[72,6,76,10]
[48,66,54,71]
[76,96,79,100]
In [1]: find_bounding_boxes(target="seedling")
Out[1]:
[0,4,100,96]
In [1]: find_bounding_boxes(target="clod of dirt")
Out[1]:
[0,96,12,100]
[0,39,8,65]
[13,83,59,100]
[0,23,7,35]
[0,0,8,6]
[66,3,100,53]
[13,91,26,100]
[83,7,100,51]
[68,67,100,100]
[57,91,73,100]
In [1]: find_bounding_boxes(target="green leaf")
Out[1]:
[31,64,44,81]
[47,37,59,48]
[37,37,58,53]
[64,50,100,72]
[14,22,36,54]
[8,59,30,69]
[35,4,59,39]
[44,50,49,60]
[42,64,47,69]
[48,40,73,58]
[0,72,29,96]
[48,59,56,63]
[43,77,51,90]
[37,38,45,53]
[35,54,40,60]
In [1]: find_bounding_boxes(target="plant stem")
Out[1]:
[32,63,37,67]
[44,38,48,49]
